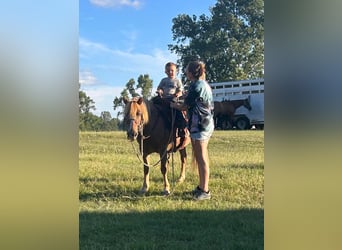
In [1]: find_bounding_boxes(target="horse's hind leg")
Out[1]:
[140,155,150,194]
[177,148,187,183]
[160,153,170,195]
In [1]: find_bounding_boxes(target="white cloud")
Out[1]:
[89,0,142,9]
[79,37,179,117]
[79,71,97,85]
[79,37,178,81]
[79,38,112,54]
[81,85,124,118]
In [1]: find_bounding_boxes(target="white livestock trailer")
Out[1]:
[210,79,264,130]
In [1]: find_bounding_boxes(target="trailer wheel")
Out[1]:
[255,124,264,130]
[235,116,250,130]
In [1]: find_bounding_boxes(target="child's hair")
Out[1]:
[186,61,206,80]
[165,62,177,69]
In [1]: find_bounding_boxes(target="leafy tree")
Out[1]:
[79,90,96,114]
[108,118,120,131]
[169,0,264,82]
[100,111,112,122]
[113,74,154,120]
[79,87,121,131]
[79,90,97,130]
[79,112,102,131]
[137,74,153,98]
[99,111,120,131]
[125,78,138,97]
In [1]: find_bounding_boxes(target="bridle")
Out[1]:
[129,116,146,139]
[125,99,148,141]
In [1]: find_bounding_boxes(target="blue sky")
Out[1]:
[79,0,217,118]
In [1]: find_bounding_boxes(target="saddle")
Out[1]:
[152,96,190,152]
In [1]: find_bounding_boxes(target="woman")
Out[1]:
[170,60,214,200]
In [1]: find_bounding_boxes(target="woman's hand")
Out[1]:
[170,101,186,111]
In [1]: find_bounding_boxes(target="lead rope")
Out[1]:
[131,116,174,169]
[170,107,176,194]
[140,122,144,166]
[130,106,177,194]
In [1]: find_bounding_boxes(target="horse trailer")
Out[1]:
[209,79,264,130]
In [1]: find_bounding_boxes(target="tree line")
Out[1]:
[79,89,121,131]
[80,0,264,131]
[79,74,153,131]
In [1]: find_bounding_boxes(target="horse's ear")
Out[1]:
[137,97,143,105]
[123,96,129,105]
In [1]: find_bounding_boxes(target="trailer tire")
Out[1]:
[255,124,264,130]
[235,116,250,130]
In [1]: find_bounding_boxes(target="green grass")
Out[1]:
[79,130,264,249]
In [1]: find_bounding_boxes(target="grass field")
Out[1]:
[79,130,264,249]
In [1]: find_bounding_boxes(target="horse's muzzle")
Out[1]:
[126,130,138,141]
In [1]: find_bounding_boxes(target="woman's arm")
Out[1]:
[170,101,188,111]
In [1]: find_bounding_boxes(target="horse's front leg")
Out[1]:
[140,154,150,195]
[177,148,187,183]
[160,153,170,195]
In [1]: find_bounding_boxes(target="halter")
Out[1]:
[129,116,145,138]
[125,97,149,141]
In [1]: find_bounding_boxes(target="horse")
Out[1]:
[214,97,252,129]
[123,96,187,195]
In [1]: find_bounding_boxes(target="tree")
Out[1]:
[100,111,112,123]
[169,0,264,82]
[79,111,102,131]
[79,90,96,114]
[79,87,121,131]
[113,74,154,120]
[79,90,97,131]
[99,111,118,131]
[137,74,153,98]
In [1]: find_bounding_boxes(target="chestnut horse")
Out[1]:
[214,97,252,129]
[123,96,187,195]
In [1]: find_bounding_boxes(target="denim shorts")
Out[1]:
[190,119,214,140]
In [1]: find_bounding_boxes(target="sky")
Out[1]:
[79,0,217,118]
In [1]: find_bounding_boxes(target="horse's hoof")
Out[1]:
[139,187,148,195]
[163,190,170,196]
[177,176,185,183]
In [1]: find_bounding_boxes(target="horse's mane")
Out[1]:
[144,97,173,126]
[139,99,149,124]
[124,96,176,134]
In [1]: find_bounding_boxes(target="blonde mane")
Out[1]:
[124,97,149,124]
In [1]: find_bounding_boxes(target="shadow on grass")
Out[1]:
[229,163,264,169]
[80,209,264,250]
[79,187,194,201]
[79,177,186,201]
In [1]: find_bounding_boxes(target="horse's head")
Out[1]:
[243,97,252,111]
[123,96,149,141]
